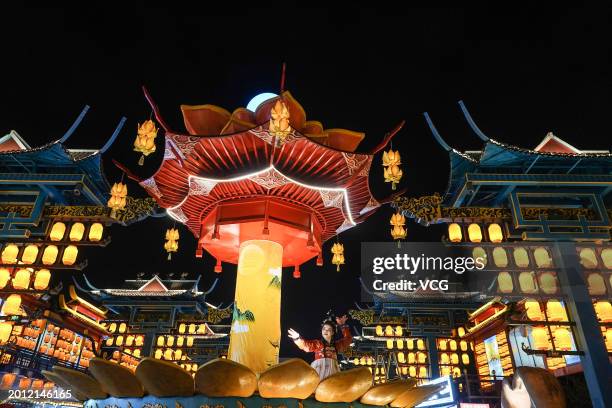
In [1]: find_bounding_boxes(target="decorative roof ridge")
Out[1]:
[485,137,612,158]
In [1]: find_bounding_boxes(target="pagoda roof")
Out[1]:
[425,101,612,208]
[0,106,126,206]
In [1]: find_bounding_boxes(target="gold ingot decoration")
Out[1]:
[488,223,503,243]
[89,223,104,242]
[49,222,66,241]
[1,244,19,264]
[0,322,12,344]
[269,100,291,140]
[1,294,22,315]
[331,242,345,272]
[448,223,462,243]
[382,149,402,190]
[34,269,51,290]
[42,245,58,265]
[134,119,158,166]
[21,245,39,264]
[12,268,31,290]
[69,223,85,242]
[108,182,128,217]
[62,245,78,266]
[164,228,180,260]
[467,223,482,243]
[0,268,10,289]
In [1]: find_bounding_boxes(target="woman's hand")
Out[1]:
[336,315,348,325]
[287,328,300,340]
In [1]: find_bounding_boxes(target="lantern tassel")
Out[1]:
[138,155,145,166]
[336,264,340,272]
[167,253,172,261]
[397,240,401,249]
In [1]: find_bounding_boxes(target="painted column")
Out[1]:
[228,240,283,373]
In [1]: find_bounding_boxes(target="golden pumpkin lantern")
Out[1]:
[1,373,16,390]
[0,321,13,344]
[69,223,85,242]
[532,327,550,350]
[107,182,128,217]
[2,294,22,315]
[269,100,291,139]
[134,119,158,165]
[448,223,462,243]
[331,242,344,271]
[62,245,78,266]
[1,244,19,265]
[12,269,31,290]
[0,268,10,289]
[546,299,568,322]
[375,325,383,336]
[41,245,58,265]
[21,245,38,264]
[382,149,402,190]
[88,222,104,242]
[34,269,51,290]
[487,223,503,243]
[467,224,482,243]
[164,228,179,260]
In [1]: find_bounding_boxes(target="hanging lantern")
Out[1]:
[108,182,128,217]
[384,325,394,336]
[167,336,174,347]
[408,352,415,364]
[532,327,550,350]
[157,336,165,347]
[164,349,173,360]
[417,339,426,350]
[395,325,403,336]
[62,245,78,266]
[375,325,383,336]
[1,244,19,264]
[21,245,38,264]
[553,327,572,351]
[188,323,196,334]
[0,268,10,289]
[451,353,459,364]
[546,299,568,322]
[134,119,158,165]
[448,223,462,243]
[360,356,367,365]
[331,242,345,271]
[177,336,184,347]
[69,223,85,242]
[174,349,182,360]
[353,357,360,365]
[460,341,468,351]
[396,339,404,349]
[34,269,51,290]
[1,373,16,390]
[119,322,127,333]
[458,327,466,337]
[154,349,163,359]
[386,339,394,349]
[42,245,58,265]
[594,301,612,323]
[487,223,503,243]
[187,336,194,347]
[0,321,13,344]
[179,324,186,334]
[390,212,407,245]
[115,336,123,346]
[397,352,405,363]
[109,323,117,333]
[382,149,402,190]
[89,223,104,242]
[269,100,291,140]
[126,335,134,346]
[467,224,482,243]
[164,228,179,260]
[2,294,22,315]
[12,269,31,290]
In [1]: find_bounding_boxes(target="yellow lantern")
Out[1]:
[546,300,568,322]
[461,353,470,365]
[109,323,117,333]
[458,327,466,337]
[164,349,173,360]
[154,349,163,359]
[1,294,22,315]
[409,366,417,377]
[460,341,468,351]
[62,245,78,266]
[396,339,404,349]
[119,323,127,333]
[440,366,451,377]
[133,349,141,357]
[532,327,549,350]
[408,352,415,364]
[115,336,123,346]
[0,321,13,344]
[108,182,128,217]
[353,357,360,365]
[105,337,114,346]
[367,357,373,366]
[49,222,66,241]
[448,223,462,243]
[174,349,182,360]
[375,325,383,336]
[386,339,394,349]
[167,336,174,347]
[382,149,402,190]
[440,353,449,364]
[188,323,196,334]
[418,366,427,378]
[69,223,85,241]
[269,100,291,139]
[417,339,425,350]
[179,323,186,334]
[187,336,194,347]
[553,327,572,351]
[157,336,164,347]
[1,244,19,264]
[42,245,58,265]
[1,373,16,390]
[390,213,407,243]
[401,366,408,375]
[487,223,503,243]
[21,245,39,264]
[0,268,10,289]
[177,336,184,347]
[360,356,366,365]
[417,352,426,364]
[331,242,345,271]
[438,339,447,350]
[12,269,31,290]
[467,224,482,243]
[34,269,51,290]
[18,378,31,389]
[397,352,405,363]
[134,119,158,165]
[594,301,612,323]
[126,335,134,346]
[407,339,414,350]
[451,353,459,364]
[88,223,104,242]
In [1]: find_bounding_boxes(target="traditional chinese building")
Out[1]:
[351,102,612,407]
[72,273,231,373]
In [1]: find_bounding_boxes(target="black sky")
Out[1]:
[1,6,610,358]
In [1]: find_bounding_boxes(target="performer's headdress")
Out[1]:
[321,309,337,334]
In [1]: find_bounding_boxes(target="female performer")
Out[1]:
[287,314,352,380]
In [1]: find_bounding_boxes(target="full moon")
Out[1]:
[246,92,277,112]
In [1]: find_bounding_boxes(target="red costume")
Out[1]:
[294,324,352,360]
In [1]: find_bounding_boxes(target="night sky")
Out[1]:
[1,6,610,358]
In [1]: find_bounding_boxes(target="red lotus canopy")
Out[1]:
[136,89,400,268]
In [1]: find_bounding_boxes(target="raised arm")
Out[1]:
[334,315,353,352]
[288,328,320,353]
